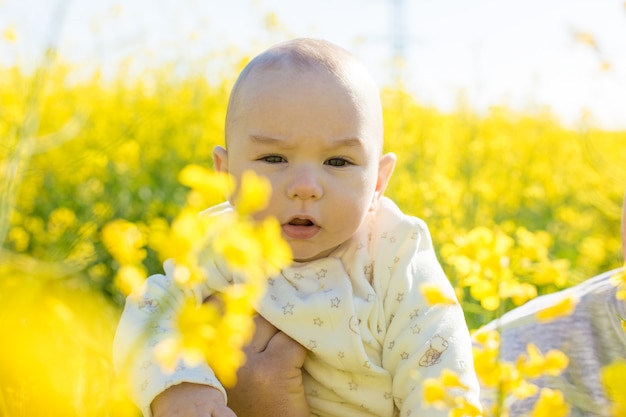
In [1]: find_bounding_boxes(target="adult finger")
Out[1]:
[264,330,307,368]
[245,314,280,353]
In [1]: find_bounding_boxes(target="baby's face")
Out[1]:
[216,64,394,262]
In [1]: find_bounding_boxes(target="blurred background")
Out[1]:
[1,0,625,415]
[3,0,626,127]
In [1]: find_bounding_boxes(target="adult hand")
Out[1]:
[152,382,236,417]
[226,315,310,417]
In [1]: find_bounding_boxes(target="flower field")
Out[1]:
[1,51,625,415]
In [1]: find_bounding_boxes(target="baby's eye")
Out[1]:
[260,155,286,164]
[325,158,351,167]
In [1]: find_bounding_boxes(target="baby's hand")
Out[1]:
[151,383,236,417]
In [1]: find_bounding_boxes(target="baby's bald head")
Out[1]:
[224,38,384,152]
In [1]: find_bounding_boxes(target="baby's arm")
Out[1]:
[381,221,481,416]
[113,261,226,416]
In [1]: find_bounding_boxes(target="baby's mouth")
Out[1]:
[289,218,314,226]
[282,217,320,239]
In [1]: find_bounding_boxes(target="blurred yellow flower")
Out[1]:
[423,369,482,416]
[516,343,568,379]
[512,379,538,400]
[154,337,182,374]
[530,388,569,417]
[531,260,569,287]
[440,368,469,389]
[423,377,447,407]
[147,167,290,385]
[420,283,457,306]
[449,399,483,417]
[101,219,147,265]
[542,349,569,377]
[114,264,147,296]
[501,281,537,307]
[516,343,546,379]
[255,216,293,274]
[2,25,16,42]
[178,164,234,209]
[601,359,626,417]
[233,170,272,216]
[610,266,626,300]
[574,31,597,48]
[535,295,578,322]
[177,298,220,359]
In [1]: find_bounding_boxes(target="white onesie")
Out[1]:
[114,197,481,417]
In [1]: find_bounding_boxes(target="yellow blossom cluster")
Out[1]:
[109,167,291,385]
[422,369,483,417]
[472,330,570,417]
[601,359,626,417]
[441,225,571,325]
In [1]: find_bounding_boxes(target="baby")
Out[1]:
[114,38,481,417]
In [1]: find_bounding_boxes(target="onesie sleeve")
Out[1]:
[378,217,481,416]
[112,260,225,417]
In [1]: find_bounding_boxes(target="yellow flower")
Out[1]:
[423,369,482,416]
[501,281,537,307]
[472,330,502,388]
[574,31,597,48]
[423,378,447,408]
[153,209,217,284]
[469,279,500,311]
[101,219,147,265]
[212,215,291,282]
[212,219,264,276]
[176,299,220,357]
[516,343,545,379]
[517,343,569,380]
[530,388,569,417]
[439,368,469,390]
[449,399,483,417]
[2,25,17,42]
[255,216,293,274]
[154,338,182,374]
[178,165,234,209]
[473,329,499,349]
[512,379,538,400]
[610,267,626,300]
[114,264,147,296]
[542,349,569,376]
[601,359,626,417]
[535,295,577,323]
[233,170,271,216]
[531,260,569,287]
[420,283,457,306]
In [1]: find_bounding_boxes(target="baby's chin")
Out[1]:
[291,245,340,263]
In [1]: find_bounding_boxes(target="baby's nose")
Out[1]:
[287,169,323,200]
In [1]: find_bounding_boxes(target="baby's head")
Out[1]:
[214,38,396,262]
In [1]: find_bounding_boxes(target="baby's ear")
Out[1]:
[370,152,397,211]
[212,146,228,173]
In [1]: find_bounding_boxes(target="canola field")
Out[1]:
[1,55,625,416]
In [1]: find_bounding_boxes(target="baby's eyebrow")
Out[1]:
[248,134,365,150]
[248,135,293,148]
[331,138,364,148]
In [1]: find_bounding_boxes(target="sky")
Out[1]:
[2,0,626,129]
